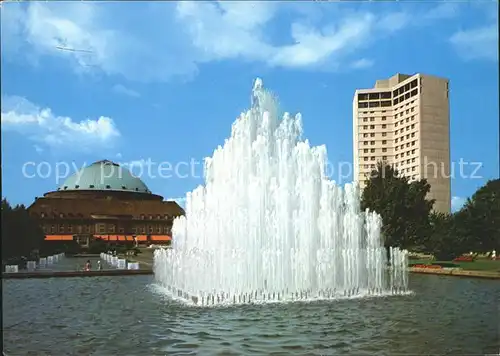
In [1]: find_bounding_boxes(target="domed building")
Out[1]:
[28,160,185,246]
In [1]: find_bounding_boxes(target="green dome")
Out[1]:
[58,160,151,194]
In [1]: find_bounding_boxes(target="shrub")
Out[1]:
[432,262,459,268]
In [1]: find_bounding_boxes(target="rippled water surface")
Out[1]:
[3,273,499,355]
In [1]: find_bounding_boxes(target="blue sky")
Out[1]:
[1,1,498,212]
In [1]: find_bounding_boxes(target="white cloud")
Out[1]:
[423,3,460,21]
[1,95,120,151]
[450,24,498,61]
[2,3,110,71]
[377,12,409,32]
[175,3,402,69]
[112,84,140,98]
[451,196,466,212]
[1,2,193,82]
[1,2,465,81]
[350,58,374,70]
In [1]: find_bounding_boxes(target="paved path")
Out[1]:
[119,249,154,269]
[133,255,153,268]
[2,269,152,279]
[409,267,500,279]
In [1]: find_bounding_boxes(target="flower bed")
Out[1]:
[412,264,443,269]
[453,256,475,262]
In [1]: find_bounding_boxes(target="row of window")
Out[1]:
[138,215,173,220]
[361,140,388,146]
[361,120,415,133]
[395,122,416,135]
[398,166,418,174]
[362,132,389,139]
[359,147,417,160]
[358,102,418,119]
[393,79,418,98]
[361,154,419,165]
[43,224,171,234]
[39,213,173,220]
[357,83,419,109]
[57,185,151,193]
[395,107,415,118]
[362,148,388,154]
[395,117,416,129]
[394,93,418,110]
[363,156,387,162]
[395,141,417,151]
[132,226,171,234]
[357,100,392,109]
[362,124,388,130]
[361,116,387,123]
[360,164,417,174]
[359,110,389,116]
[397,157,417,165]
[396,149,417,159]
[359,166,418,177]
[359,136,419,148]
[358,102,417,124]
[357,92,392,101]
[396,131,416,142]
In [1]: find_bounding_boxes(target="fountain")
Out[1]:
[154,79,409,306]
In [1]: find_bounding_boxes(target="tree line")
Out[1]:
[361,162,500,260]
[1,198,46,262]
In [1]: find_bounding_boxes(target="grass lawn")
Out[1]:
[410,259,500,272]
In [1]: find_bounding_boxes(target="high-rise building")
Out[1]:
[353,73,451,213]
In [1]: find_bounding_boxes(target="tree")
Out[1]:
[361,164,499,258]
[361,162,435,250]
[459,179,500,253]
[424,212,471,260]
[1,198,45,260]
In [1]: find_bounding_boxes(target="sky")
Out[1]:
[1,1,498,212]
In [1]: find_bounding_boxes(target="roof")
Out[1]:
[58,160,151,194]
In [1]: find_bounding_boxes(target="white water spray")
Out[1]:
[154,79,409,306]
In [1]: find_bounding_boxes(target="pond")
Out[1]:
[3,273,498,355]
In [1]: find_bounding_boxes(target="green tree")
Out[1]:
[424,212,470,260]
[460,179,500,253]
[361,162,435,250]
[1,198,45,260]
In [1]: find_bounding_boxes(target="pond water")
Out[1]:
[3,273,498,355]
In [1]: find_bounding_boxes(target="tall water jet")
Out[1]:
[154,79,409,306]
